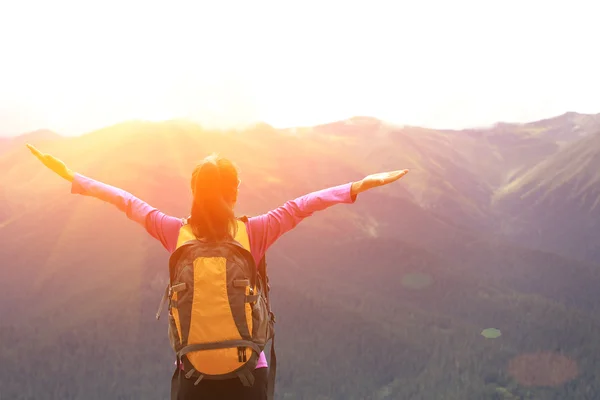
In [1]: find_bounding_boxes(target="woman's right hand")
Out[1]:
[351,169,409,196]
[26,144,75,182]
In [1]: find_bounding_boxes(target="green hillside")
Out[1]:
[494,129,600,263]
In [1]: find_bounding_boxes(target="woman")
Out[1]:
[26,143,409,400]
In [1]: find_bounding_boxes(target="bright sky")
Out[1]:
[1,0,599,136]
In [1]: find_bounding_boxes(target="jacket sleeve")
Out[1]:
[245,182,356,262]
[71,173,183,252]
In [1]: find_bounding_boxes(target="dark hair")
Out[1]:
[189,153,239,241]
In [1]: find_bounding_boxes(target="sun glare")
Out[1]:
[1,0,599,136]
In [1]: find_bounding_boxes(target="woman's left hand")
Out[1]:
[351,169,409,196]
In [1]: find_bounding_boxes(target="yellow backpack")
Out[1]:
[156,217,276,397]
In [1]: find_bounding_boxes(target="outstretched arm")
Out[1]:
[246,169,409,261]
[26,144,183,252]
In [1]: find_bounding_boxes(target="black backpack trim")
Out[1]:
[239,215,277,400]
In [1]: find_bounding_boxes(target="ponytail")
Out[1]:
[189,155,239,241]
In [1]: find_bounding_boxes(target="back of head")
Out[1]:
[189,153,239,241]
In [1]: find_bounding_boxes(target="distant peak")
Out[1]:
[17,129,62,140]
[249,121,275,131]
[345,116,382,125]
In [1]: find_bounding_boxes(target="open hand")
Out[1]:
[26,144,75,182]
[351,169,409,196]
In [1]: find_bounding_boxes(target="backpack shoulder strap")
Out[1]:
[267,334,277,400]
[257,257,270,303]
[238,214,276,400]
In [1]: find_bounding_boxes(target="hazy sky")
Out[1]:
[1,0,598,136]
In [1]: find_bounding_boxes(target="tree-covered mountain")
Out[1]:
[1,113,599,399]
[495,128,600,263]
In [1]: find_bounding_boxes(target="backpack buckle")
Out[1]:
[170,283,188,297]
[237,347,247,362]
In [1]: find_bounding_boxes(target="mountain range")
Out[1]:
[1,112,599,399]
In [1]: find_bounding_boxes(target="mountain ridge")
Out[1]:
[2,110,600,398]
[5,110,600,139]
